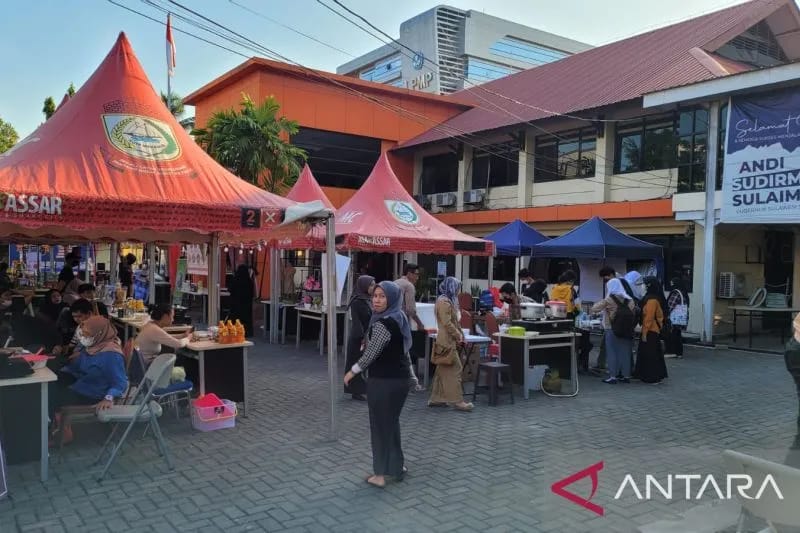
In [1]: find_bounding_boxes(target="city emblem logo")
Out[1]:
[385,200,419,225]
[412,51,425,70]
[102,114,181,161]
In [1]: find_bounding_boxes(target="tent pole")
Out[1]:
[208,234,220,326]
[325,215,339,441]
[147,243,156,305]
[488,254,494,290]
[515,257,520,293]
[270,247,279,344]
[109,243,119,288]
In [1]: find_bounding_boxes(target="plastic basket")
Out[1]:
[191,398,237,432]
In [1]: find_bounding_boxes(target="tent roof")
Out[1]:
[532,217,662,259]
[286,165,334,210]
[0,32,293,243]
[335,154,492,256]
[484,219,548,256]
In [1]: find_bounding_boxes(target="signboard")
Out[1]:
[173,258,187,306]
[240,207,261,228]
[321,253,351,307]
[721,88,800,223]
[186,244,208,276]
[437,261,448,277]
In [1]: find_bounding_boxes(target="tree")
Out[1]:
[160,91,185,119]
[42,97,56,120]
[192,94,306,193]
[67,83,76,97]
[0,117,19,154]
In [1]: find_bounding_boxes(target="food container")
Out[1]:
[12,354,54,370]
[519,303,545,320]
[507,326,526,337]
[546,301,568,319]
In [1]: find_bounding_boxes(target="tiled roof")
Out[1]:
[400,0,791,148]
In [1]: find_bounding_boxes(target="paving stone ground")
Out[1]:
[1,341,797,532]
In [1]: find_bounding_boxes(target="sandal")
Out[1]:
[454,402,474,412]
[365,475,386,488]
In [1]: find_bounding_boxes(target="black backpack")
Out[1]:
[619,278,643,325]
[610,296,635,338]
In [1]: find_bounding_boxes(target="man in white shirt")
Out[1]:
[395,263,425,369]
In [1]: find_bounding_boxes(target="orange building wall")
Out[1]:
[191,67,465,191]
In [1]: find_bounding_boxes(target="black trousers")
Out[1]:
[410,331,426,368]
[665,326,684,356]
[366,377,409,477]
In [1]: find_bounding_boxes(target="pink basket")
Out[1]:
[191,398,237,432]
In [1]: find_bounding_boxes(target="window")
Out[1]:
[359,55,402,84]
[469,255,517,281]
[291,128,381,189]
[716,20,789,68]
[420,153,458,195]
[717,104,727,191]
[489,37,569,67]
[615,115,677,174]
[535,129,596,182]
[676,108,708,193]
[471,141,519,188]
[466,58,516,83]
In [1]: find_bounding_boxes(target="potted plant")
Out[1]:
[312,296,322,310]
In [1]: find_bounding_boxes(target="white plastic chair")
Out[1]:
[94,353,176,481]
[723,449,800,532]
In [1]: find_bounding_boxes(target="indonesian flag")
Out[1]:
[166,13,176,77]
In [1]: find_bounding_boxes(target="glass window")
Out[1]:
[489,37,569,67]
[466,58,515,83]
[717,104,728,191]
[615,113,680,174]
[471,141,519,188]
[642,123,676,171]
[675,108,711,192]
[617,131,642,173]
[420,153,458,195]
[534,128,596,181]
[291,128,381,189]
[359,55,402,83]
[469,255,516,281]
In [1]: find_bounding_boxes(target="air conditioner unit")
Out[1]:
[432,192,456,208]
[718,272,745,298]
[463,189,486,205]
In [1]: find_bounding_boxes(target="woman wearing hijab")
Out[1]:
[429,277,474,411]
[229,264,255,336]
[523,278,549,304]
[344,281,419,488]
[633,277,668,384]
[665,278,689,358]
[344,275,375,401]
[49,316,128,444]
[39,289,67,323]
[591,278,636,384]
[623,271,645,301]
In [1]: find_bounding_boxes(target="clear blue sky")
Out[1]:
[1,0,749,138]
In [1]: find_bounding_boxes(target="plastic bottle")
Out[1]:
[218,320,228,344]
[234,319,244,343]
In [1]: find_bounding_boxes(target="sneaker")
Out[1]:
[602,377,618,384]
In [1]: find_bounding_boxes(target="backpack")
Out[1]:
[610,296,636,338]
[619,278,642,325]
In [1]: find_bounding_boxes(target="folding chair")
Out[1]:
[722,449,800,532]
[94,353,176,481]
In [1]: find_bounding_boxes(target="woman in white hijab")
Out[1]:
[623,271,645,300]
[591,278,636,384]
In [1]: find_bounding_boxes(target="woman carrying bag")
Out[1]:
[429,277,473,412]
[665,278,689,358]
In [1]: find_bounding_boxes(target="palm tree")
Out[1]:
[192,94,306,193]
[160,91,185,119]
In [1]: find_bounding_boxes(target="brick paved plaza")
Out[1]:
[2,342,797,533]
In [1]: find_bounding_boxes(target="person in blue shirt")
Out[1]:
[49,316,128,444]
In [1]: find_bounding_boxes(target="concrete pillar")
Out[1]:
[689,223,706,335]
[455,254,463,281]
[457,144,472,212]
[701,101,721,344]
[412,153,423,196]
[517,128,535,207]
[595,122,615,203]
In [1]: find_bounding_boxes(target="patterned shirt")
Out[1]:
[352,321,418,384]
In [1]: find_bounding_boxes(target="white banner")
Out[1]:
[186,244,208,275]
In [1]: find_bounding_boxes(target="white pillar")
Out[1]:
[457,144,472,212]
[595,122,615,203]
[702,101,721,344]
[109,243,119,288]
[325,216,339,441]
[454,254,463,282]
[488,254,494,289]
[517,128,534,207]
[208,234,220,325]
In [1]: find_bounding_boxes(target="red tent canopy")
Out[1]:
[336,154,492,256]
[0,33,293,243]
[286,164,334,210]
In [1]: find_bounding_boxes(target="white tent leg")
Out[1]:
[208,234,220,326]
[326,217,339,441]
[148,243,156,305]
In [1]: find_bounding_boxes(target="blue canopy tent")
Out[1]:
[483,219,548,293]
[484,219,548,256]
[532,217,662,260]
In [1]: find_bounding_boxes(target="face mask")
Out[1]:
[78,333,95,347]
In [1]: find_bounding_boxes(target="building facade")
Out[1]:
[336,5,591,95]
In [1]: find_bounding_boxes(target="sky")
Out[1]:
[0,0,752,138]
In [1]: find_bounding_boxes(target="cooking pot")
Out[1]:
[546,301,568,319]
[519,303,545,320]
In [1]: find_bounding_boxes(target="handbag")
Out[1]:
[431,344,455,366]
[669,290,688,327]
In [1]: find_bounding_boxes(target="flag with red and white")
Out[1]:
[166,13,176,77]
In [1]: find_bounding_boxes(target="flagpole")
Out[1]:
[166,12,174,114]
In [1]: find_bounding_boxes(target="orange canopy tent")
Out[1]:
[270,165,332,250]
[0,32,294,244]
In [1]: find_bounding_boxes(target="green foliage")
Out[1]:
[42,97,56,120]
[160,91,185,118]
[192,94,307,193]
[67,83,76,97]
[0,117,19,154]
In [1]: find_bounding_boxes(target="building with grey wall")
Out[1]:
[336,5,591,95]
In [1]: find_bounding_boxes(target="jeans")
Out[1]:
[605,330,632,379]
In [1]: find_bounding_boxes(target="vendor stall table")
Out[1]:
[422,332,491,388]
[178,340,252,416]
[730,305,800,348]
[494,331,580,399]
[0,367,57,482]
[182,288,230,325]
[295,307,347,356]
[111,315,192,344]
[261,300,296,343]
